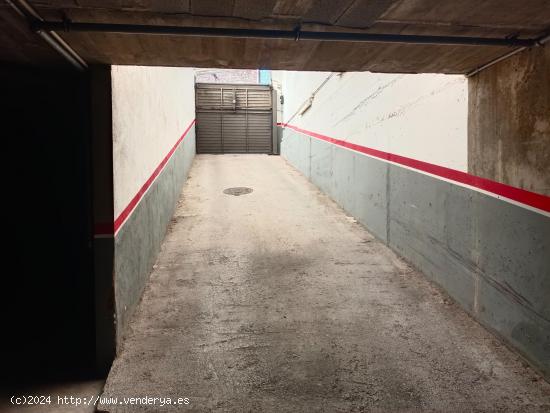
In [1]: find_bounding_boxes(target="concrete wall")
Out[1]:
[195,68,259,84]
[468,46,550,195]
[111,66,196,347]
[277,71,468,171]
[279,71,550,379]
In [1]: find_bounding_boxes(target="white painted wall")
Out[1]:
[276,71,468,171]
[111,66,195,218]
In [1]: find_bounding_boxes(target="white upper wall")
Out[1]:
[276,71,468,171]
[111,66,195,218]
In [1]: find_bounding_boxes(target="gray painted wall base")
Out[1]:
[114,129,196,348]
[281,126,550,380]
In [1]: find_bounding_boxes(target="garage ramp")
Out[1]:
[100,155,550,412]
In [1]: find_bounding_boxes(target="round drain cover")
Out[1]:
[223,187,253,196]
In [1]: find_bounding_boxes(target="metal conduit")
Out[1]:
[467,32,550,77]
[31,20,542,48]
[5,0,87,71]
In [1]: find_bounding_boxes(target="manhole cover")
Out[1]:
[223,187,253,196]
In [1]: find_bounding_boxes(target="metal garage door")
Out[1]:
[195,83,273,154]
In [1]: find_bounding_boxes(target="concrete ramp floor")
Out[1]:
[100,155,550,412]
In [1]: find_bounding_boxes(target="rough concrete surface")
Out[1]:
[468,46,550,195]
[100,155,550,412]
[6,1,550,74]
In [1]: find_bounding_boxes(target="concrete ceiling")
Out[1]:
[1,0,549,73]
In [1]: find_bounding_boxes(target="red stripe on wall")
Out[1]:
[94,118,196,236]
[279,122,550,214]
